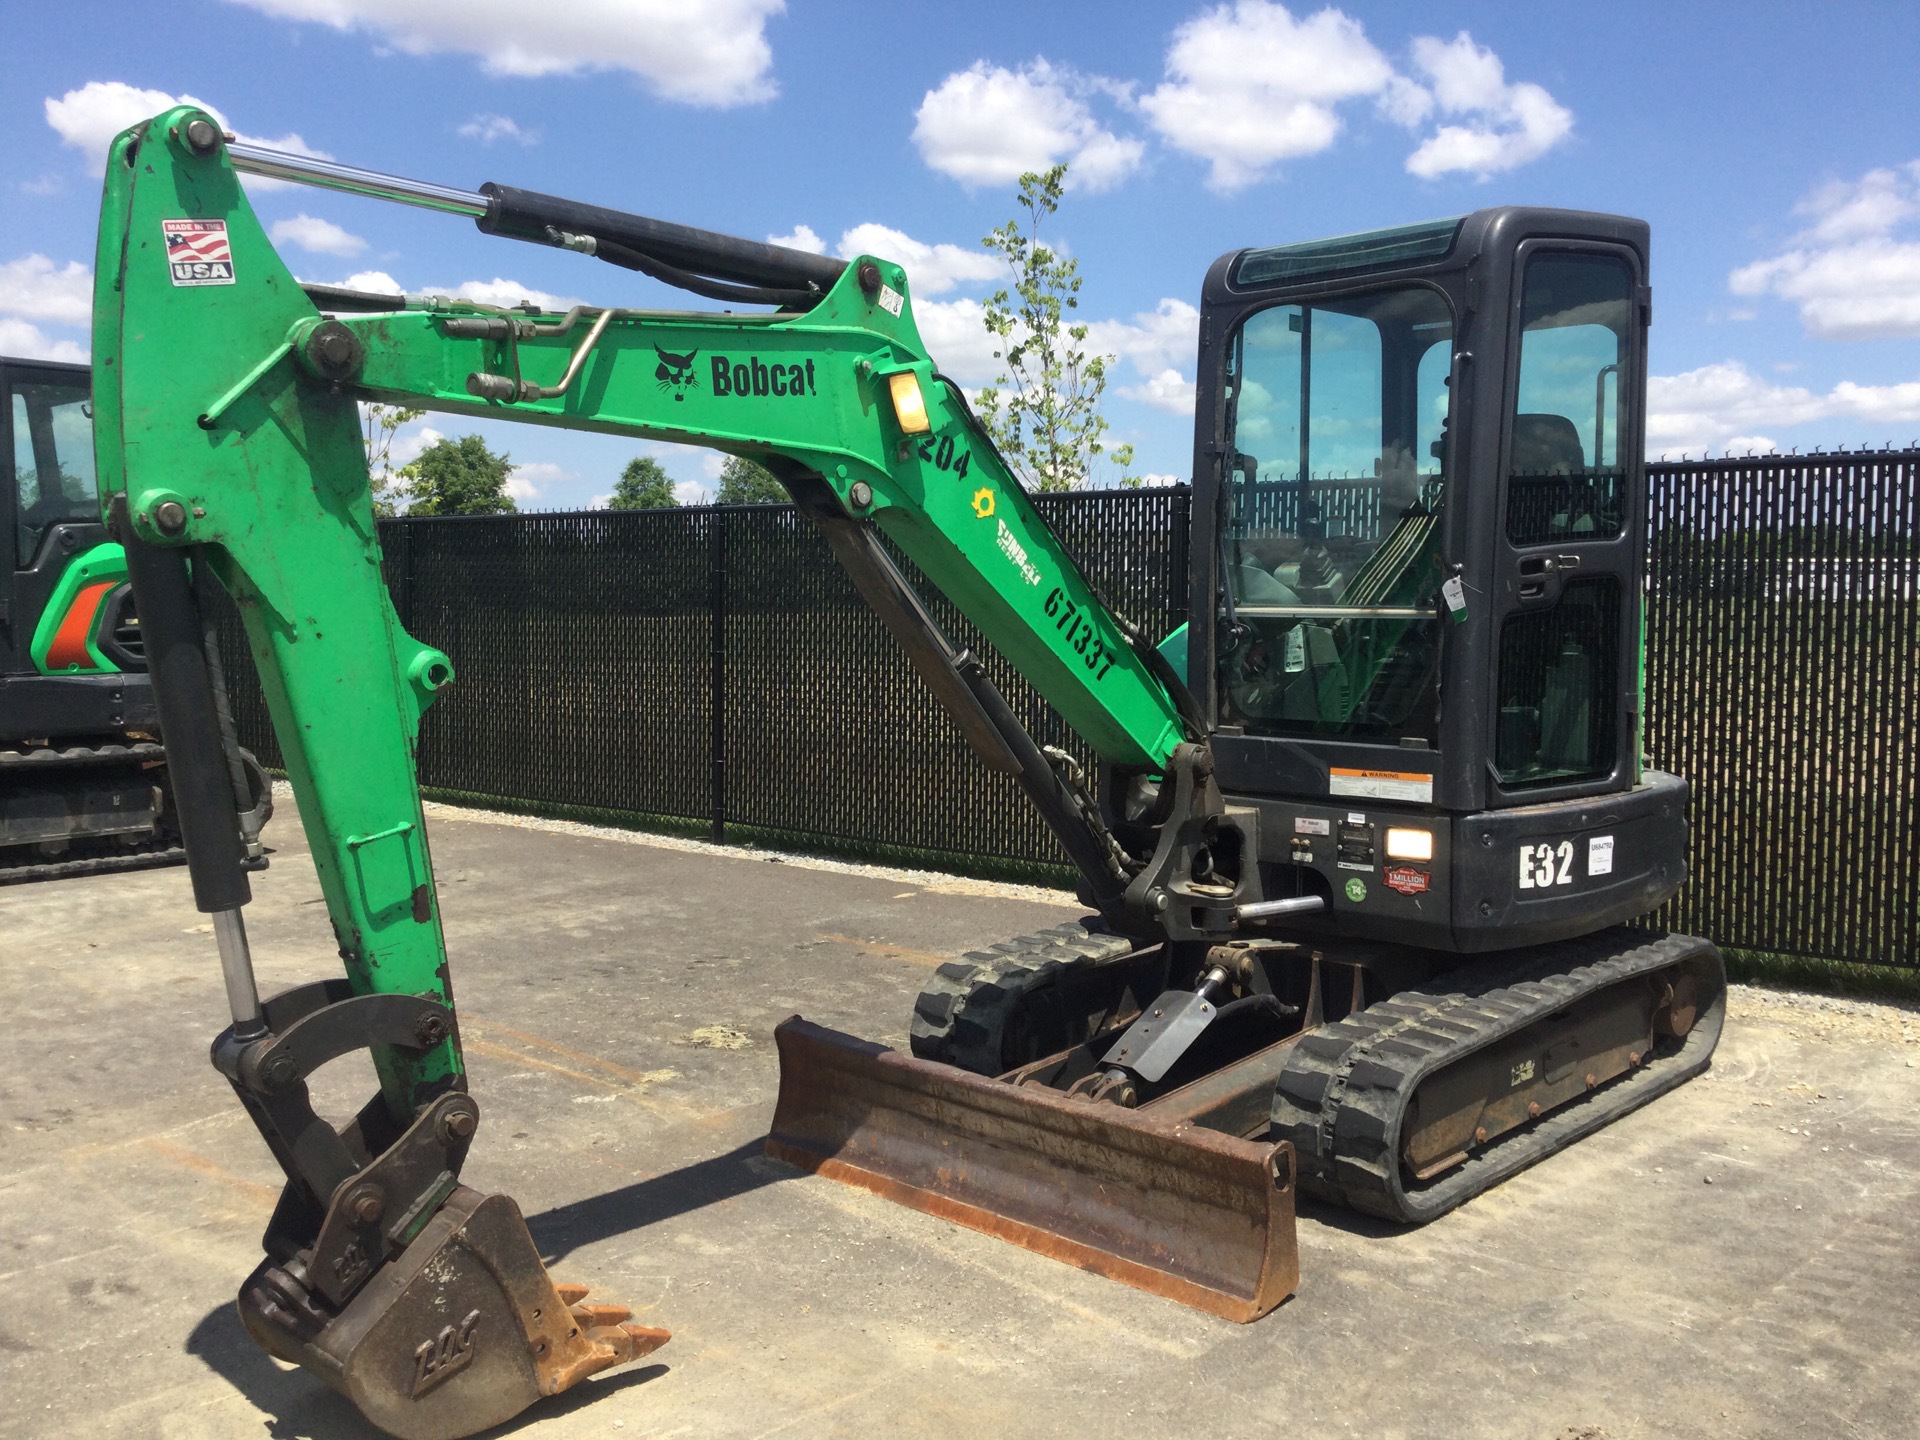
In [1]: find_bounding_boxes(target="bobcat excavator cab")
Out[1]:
[1,355,268,880]
[91,108,1722,1438]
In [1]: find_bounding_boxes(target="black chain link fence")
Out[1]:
[1642,450,1918,969]
[221,454,1918,970]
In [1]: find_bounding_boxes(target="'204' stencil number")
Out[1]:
[1517,840,1574,890]
[914,430,971,478]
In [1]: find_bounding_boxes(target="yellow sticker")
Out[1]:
[971,487,995,518]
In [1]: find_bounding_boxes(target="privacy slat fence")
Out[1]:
[222,453,1918,971]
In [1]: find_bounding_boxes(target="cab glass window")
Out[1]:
[11,375,98,566]
[1217,286,1453,742]
[1494,577,1620,786]
[1506,253,1634,546]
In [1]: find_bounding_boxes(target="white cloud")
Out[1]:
[1399,32,1573,179]
[46,81,214,159]
[0,317,88,364]
[1139,2,1394,191]
[1135,8,1569,189]
[1085,298,1200,375]
[506,459,568,501]
[442,277,583,312]
[327,269,405,294]
[767,224,826,254]
[44,81,330,188]
[0,255,93,325]
[458,113,537,145]
[833,224,1000,295]
[1647,360,1920,454]
[227,0,784,106]
[913,60,1143,191]
[387,423,444,468]
[1730,161,1920,339]
[1086,299,1200,413]
[302,269,582,311]
[907,297,1001,385]
[673,479,708,505]
[1120,367,1197,415]
[766,222,1001,296]
[270,214,367,257]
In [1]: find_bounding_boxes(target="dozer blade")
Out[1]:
[239,1185,667,1440]
[767,1017,1298,1322]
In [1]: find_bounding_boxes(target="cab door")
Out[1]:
[1485,245,1650,805]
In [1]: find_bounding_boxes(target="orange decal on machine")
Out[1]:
[46,581,114,671]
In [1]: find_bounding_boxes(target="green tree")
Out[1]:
[362,403,424,517]
[406,434,517,516]
[977,164,1133,492]
[609,456,680,509]
[716,454,787,504]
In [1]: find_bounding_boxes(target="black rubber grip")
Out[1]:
[113,502,250,913]
[477,182,847,293]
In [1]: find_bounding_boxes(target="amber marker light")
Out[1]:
[1384,827,1434,861]
[888,371,931,434]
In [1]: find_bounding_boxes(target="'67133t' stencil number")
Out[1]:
[1517,840,1574,889]
[1044,587,1119,680]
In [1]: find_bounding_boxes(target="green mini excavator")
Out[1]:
[90,107,1723,1439]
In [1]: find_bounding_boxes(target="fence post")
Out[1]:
[709,507,727,844]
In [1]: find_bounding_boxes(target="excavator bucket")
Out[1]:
[239,1186,668,1440]
[766,1018,1298,1322]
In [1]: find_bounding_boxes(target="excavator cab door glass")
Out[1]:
[9,371,98,567]
[1491,249,1642,793]
[1217,285,1454,744]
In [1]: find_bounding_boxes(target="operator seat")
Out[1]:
[1510,413,1596,538]
[1511,413,1585,475]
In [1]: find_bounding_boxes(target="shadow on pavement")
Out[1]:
[187,1302,670,1438]
[1292,1192,1411,1239]
[524,1138,799,1264]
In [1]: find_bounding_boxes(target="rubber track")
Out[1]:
[909,919,1136,1075]
[1271,927,1726,1223]
[0,843,187,885]
[0,741,181,885]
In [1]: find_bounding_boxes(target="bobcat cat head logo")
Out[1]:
[655,345,699,401]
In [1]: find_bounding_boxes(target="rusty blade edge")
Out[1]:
[766,1017,1298,1319]
[766,1138,1288,1323]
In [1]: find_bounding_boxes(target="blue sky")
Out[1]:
[5,1,1919,510]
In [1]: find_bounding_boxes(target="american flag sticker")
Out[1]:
[163,219,236,287]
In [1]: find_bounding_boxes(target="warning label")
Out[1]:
[1328,767,1433,804]
[164,219,235,286]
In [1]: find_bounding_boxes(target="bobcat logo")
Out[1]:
[655,345,699,401]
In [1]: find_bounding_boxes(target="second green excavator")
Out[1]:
[92,108,1722,1439]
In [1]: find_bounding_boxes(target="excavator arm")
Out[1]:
[93,110,1296,1439]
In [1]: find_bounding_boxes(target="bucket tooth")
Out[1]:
[766,1017,1298,1322]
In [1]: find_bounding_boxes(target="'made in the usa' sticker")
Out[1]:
[164,219,236,286]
